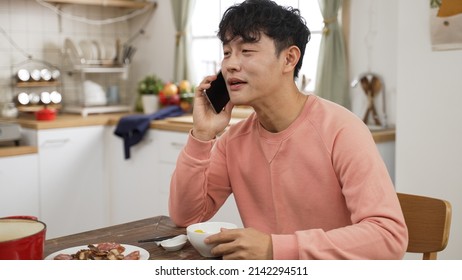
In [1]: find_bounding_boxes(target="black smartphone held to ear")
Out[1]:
[203,71,230,114]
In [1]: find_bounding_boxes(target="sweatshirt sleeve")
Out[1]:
[169,130,232,227]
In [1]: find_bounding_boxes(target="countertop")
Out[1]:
[0,112,396,157]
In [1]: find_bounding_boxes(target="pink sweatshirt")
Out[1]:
[169,95,408,259]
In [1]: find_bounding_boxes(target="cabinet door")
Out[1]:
[38,126,107,238]
[106,127,166,225]
[376,141,395,183]
[0,154,40,217]
[155,130,243,227]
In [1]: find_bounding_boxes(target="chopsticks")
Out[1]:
[137,216,177,243]
[138,235,178,243]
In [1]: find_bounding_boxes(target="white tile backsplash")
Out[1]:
[0,0,131,105]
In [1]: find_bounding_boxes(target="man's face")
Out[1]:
[221,33,286,107]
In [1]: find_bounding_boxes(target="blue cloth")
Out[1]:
[114,105,184,159]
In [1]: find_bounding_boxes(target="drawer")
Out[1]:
[155,130,188,164]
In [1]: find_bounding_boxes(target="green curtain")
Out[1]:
[315,0,350,109]
[170,0,196,82]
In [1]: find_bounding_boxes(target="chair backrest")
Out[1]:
[397,192,452,260]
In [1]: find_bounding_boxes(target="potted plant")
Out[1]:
[137,74,164,114]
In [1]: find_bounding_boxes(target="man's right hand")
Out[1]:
[192,74,234,141]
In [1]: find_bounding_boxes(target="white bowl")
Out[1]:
[186,222,238,258]
[160,234,187,251]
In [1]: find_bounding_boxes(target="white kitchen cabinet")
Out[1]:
[24,126,108,238]
[105,126,165,225]
[376,141,395,183]
[155,130,243,227]
[0,154,40,217]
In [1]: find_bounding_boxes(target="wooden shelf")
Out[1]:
[16,81,59,88]
[43,0,155,9]
[72,65,128,73]
[17,104,62,113]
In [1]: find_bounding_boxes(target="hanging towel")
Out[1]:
[114,105,184,159]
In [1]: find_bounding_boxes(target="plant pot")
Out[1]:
[141,95,159,114]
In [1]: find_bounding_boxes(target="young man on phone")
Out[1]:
[169,0,408,259]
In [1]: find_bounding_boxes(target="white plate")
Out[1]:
[79,40,94,61]
[45,244,150,260]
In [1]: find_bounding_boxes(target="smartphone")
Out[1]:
[203,71,230,114]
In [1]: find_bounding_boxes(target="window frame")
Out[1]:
[190,0,322,92]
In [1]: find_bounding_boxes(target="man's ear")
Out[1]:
[282,46,301,74]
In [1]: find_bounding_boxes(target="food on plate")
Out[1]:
[53,242,140,260]
[194,229,205,233]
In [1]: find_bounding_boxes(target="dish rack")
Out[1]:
[61,38,133,116]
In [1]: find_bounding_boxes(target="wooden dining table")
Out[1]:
[44,215,208,260]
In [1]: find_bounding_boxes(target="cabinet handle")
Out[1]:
[41,138,70,147]
[170,142,185,149]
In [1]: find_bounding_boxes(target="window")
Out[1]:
[190,0,323,92]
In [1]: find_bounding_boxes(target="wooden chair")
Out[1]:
[397,192,452,260]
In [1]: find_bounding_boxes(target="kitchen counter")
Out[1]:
[1,113,396,157]
[0,145,38,157]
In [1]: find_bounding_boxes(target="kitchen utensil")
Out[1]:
[159,234,188,251]
[51,69,61,80]
[17,69,30,82]
[186,222,238,258]
[45,244,150,260]
[1,103,19,119]
[28,92,40,104]
[50,91,62,104]
[64,38,85,65]
[30,69,41,81]
[0,122,21,144]
[17,92,30,105]
[370,76,382,125]
[40,69,52,81]
[79,40,94,63]
[137,216,178,243]
[91,40,102,61]
[122,45,137,64]
[40,91,51,104]
[360,75,382,126]
[35,107,56,121]
[83,80,107,106]
[137,235,179,243]
[0,216,47,260]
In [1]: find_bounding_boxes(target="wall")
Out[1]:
[396,0,462,260]
[129,0,176,89]
[350,0,461,260]
[348,0,398,127]
[0,0,130,106]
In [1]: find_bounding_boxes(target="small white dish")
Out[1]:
[160,234,188,252]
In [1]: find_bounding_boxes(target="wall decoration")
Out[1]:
[430,0,462,51]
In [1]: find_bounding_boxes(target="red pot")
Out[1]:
[0,216,47,260]
[35,108,56,121]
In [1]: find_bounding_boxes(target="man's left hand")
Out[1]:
[205,228,273,260]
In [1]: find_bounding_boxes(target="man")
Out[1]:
[169,0,408,259]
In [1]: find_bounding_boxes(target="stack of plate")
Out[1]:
[64,38,118,66]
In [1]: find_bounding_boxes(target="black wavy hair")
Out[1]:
[218,0,311,78]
